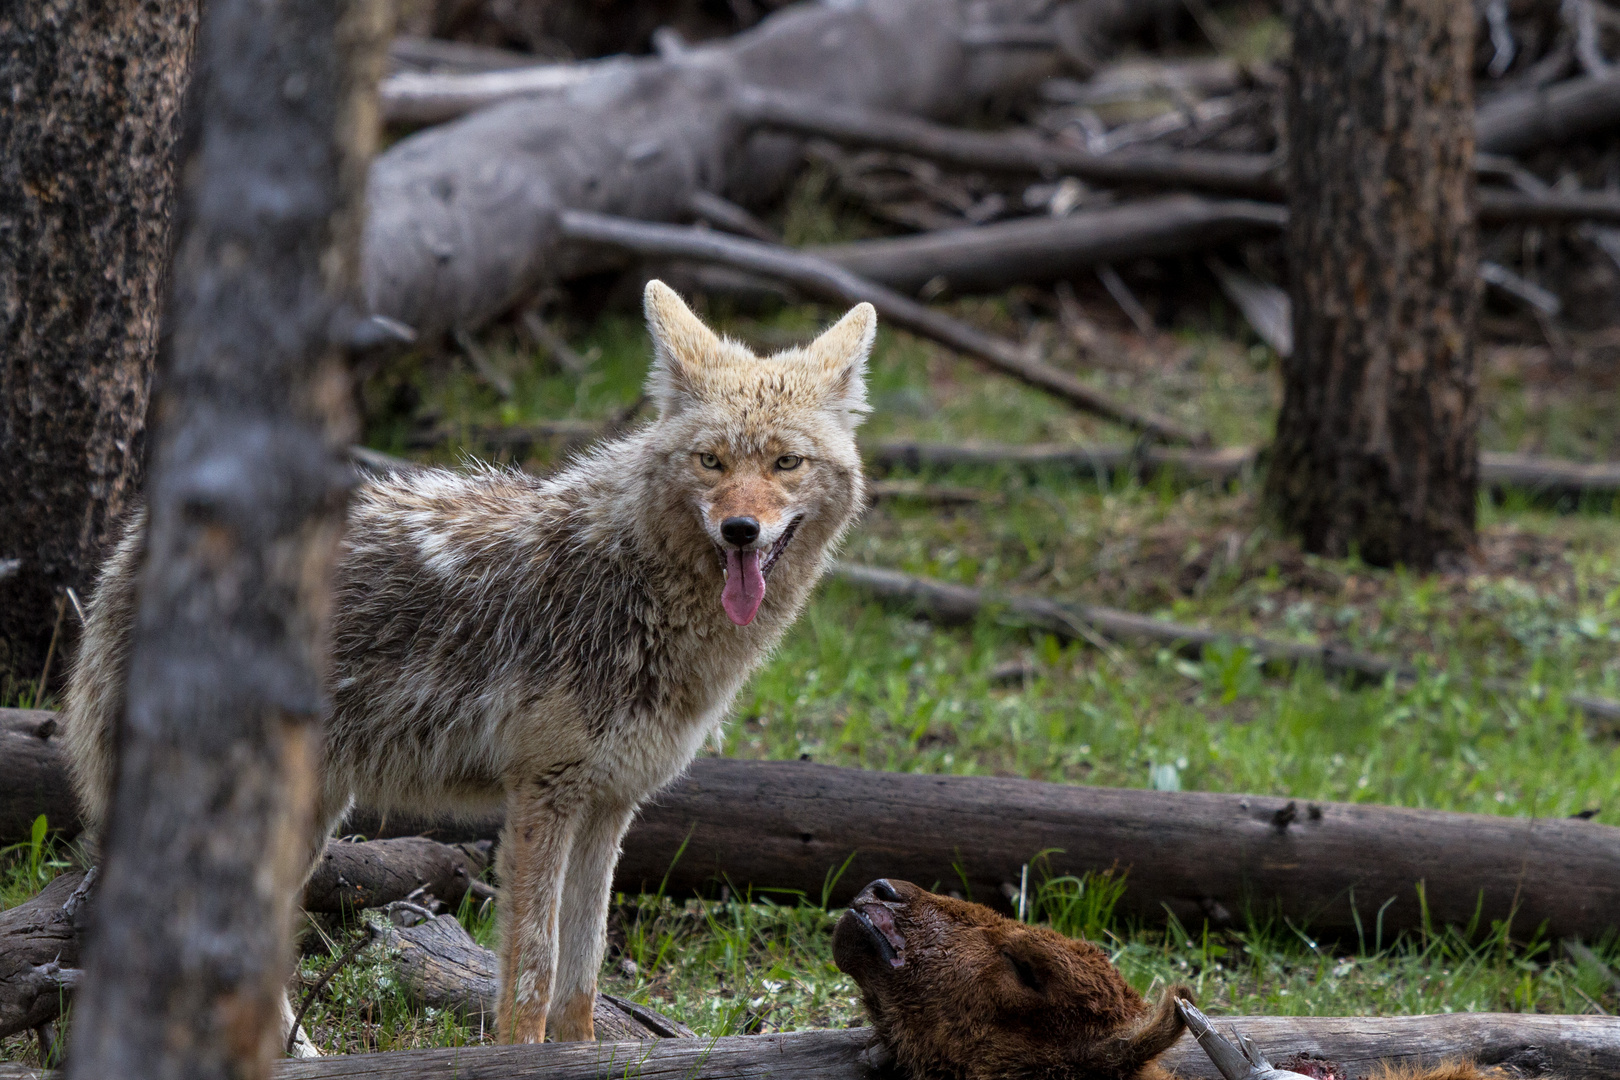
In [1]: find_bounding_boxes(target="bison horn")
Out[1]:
[1174,1000,1315,1080]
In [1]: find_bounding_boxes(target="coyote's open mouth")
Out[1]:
[720,516,800,626]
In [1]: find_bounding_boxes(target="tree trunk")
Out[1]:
[1264,0,1480,571]
[62,0,389,1076]
[0,0,196,698]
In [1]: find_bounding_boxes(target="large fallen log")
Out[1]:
[0,1014,1613,1079]
[0,710,78,842]
[831,561,1620,729]
[12,731,1617,940]
[236,1013,1620,1079]
[559,210,1207,444]
[811,197,1286,294]
[360,0,1184,335]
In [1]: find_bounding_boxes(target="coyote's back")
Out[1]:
[63,280,876,1046]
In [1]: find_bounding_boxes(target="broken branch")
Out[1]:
[831,561,1620,729]
[558,209,1208,444]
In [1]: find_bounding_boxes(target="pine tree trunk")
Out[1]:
[1264,0,1480,570]
[0,0,198,698]
[62,0,389,1075]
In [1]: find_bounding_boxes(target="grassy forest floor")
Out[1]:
[11,47,1620,1062]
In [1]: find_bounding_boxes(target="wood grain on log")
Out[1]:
[615,754,1620,941]
[0,870,94,1039]
[303,839,491,914]
[261,1013,1620,1079]
[812,197,1287,295]
[559,211,1207,444]
[360,0,1184,336]
[374,912,693,1038]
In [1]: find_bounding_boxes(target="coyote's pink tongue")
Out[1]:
[723,548,766,625]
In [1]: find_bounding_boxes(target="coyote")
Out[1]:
[64,281,874,1044]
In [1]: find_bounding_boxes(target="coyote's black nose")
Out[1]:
[721,516,760,546]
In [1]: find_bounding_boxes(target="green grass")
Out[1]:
[10,260,1620,1061]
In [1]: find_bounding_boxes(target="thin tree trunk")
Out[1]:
[1265,0,1480,570]
[0,0,197,698]
[63,0,389,1076]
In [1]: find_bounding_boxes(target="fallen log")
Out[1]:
[7,755,1620,955]
[0,710,79,841]
[257,1015,1620,1080]
[1476,72,1620,155]
[869,441,1620,498]
[0,1015,1610,1080]
[0,870,93,1040]
[373,910,694,1038]
[811,197,1287,295]
[302,838,494,914]
[559,209,1207,444]
[831,561,1620,729]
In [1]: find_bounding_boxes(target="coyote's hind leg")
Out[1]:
[496,782,584,1044]
[550,798,638,1041]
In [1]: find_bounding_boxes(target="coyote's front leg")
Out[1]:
[496,785,583,1044]
[550,798,639,1041]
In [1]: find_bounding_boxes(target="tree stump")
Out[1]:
[1264,0,1480,570]
[0,0,196,695]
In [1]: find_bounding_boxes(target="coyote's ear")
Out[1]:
[644,279,722,416]
[805,302,875,431]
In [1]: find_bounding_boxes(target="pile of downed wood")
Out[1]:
[8,702,1620,1056]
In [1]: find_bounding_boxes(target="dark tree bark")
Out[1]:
[0,0,196,698]
[63,0,390,1076]
[1264,0,1481,571]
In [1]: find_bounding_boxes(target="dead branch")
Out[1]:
[1478,187,1620,225]
[810,196,1287,295]
[736,89,1284,197]
[302,838,494,914]
[373,910,694,1038]
[831,561,1620,729]
[869,441,1620,499]
[558,209,1208,444]
[1476,72,1620,154]
[361,0,1189,336]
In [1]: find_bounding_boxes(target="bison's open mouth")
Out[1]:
[850,901,907,968]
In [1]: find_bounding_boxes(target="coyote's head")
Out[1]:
[640,280,873,627]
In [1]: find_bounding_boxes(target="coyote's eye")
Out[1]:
[698,452,722,470]
[776,454,803,471]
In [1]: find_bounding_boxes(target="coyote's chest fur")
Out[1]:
[324,450,818,815]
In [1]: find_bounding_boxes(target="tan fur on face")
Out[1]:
[63,281,873,1047]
